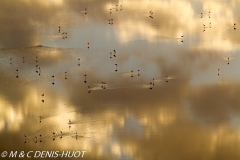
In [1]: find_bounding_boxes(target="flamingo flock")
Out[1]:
[5,1,238,147]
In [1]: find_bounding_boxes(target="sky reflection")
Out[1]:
[1,0,240,160]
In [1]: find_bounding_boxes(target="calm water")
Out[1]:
[1,0,240,159]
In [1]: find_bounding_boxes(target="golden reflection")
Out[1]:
[1,0,240,160]
[0,97,23,132]
[114,0,195,43]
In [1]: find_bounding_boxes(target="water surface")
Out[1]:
[1,0,240,159]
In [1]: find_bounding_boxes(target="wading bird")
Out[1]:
[88,86,91,93]
[52,75,55,85]
[150,82,153,89]
[84,74,87,83]
[16,69,19,78]
[115,64,118,72]
[78,58,80,66]
[65,71,67,80]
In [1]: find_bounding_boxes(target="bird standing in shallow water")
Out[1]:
[65,71,67,80]
[52,75,55,85]
[16,69,19,78]
[84,74,87,83]
[115,64,118,72]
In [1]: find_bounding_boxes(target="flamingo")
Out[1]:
[218,69,220,76]
[113,50,116,57]
[115,64,118,72]
[78,58,80,66]
[38,67,41,76]
[150,82,153,89]
[65,71,67,80]
[110,52,112,58]
[75,131,78,139]
[36,56,38,62]
[138,70,140,76]
[10,58,12,65]
[101,82,106,89]
[88,86,91,93]
[87,43,89,49]
[36,65,38,73]
[120,5,122,11]
[16,69,19,78]
[234,23,236,30]
[52,75,55,85]
[149,10,153,18]
[85,8,87,14]
[166,76,168,82]
[110,8,112,14]
[203,24,206,32]
[109,19,113,25]
[23,57,25,63]
[84,74,87,83]
[209,11,210,18]
[131,70,133,77]
[200,13,203,18]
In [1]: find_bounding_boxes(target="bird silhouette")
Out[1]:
[65,71,67,80]
[16,69,19,78]
[84,74,87,83]
[88,86,91,93]
[115,64,118,72]
[52,75,55,85]
[150,82,153,89]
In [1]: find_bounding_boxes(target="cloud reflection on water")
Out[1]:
[1,0,240,160]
